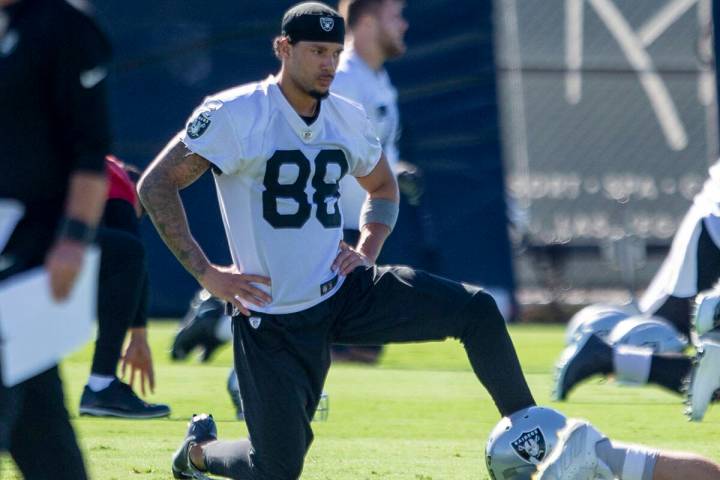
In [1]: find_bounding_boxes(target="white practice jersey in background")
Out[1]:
[333,46,400,230]
[640,158,720,311]
[180,76,382,314]
[693,159,720,218]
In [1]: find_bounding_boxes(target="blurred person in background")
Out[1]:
[0,0,109,477]
[554,159,720,421]
[329,0,413,364]
[171,288,229,363]
[78,156,171,419]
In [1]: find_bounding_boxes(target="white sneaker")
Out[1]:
[693,291,720,337]
[685,338,720,421]
[533,420,613,480]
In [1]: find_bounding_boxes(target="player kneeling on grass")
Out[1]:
[139,3,564,479]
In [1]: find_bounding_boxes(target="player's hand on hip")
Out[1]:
[333,242,371,276]
[200,264,271,316]
[45,239,86,301]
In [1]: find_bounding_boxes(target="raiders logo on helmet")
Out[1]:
[510,427,547,464]
[486,406,566,479]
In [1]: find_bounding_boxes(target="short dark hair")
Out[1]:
[338,0,386,28]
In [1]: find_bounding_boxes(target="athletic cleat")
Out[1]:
[553,333,612,401]
[693,290,720,337]
[226,368,244,421]
[684,338,720,421]
[171,296,227,362]
[172,414,217,479]
[533,420,613,480]
[79,379,170,419]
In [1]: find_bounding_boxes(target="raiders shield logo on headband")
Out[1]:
[319,17,334,32]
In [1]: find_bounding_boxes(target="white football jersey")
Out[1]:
[640,159,720,312]
[332,46,401,230]
[693,158,720,216]
[179,76,382,314]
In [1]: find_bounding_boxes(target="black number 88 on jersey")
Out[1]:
[262,150,349,229]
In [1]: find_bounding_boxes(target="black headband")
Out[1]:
[281,2,345,44]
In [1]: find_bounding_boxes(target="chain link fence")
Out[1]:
[495,0,717,297]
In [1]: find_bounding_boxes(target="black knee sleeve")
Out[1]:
[460,291,504,337]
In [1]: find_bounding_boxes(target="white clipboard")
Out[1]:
[0,247,100,387]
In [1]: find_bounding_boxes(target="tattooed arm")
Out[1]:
[138,138,271,315]
[137,139,211,279]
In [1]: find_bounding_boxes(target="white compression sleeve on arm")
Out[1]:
[621,444,659,480]
[596,439,659,480]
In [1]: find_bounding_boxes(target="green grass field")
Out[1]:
[2,322,719,479]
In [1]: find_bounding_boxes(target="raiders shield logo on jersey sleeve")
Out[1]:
[510,427,547,464]
[187,111,212,139]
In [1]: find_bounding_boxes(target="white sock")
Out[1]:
[215,315,233,343]
[613,345,653,384]
[87,374,115,392]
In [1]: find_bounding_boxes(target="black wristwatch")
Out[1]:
[57,217,96,244]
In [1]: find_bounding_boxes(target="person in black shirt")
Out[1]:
[78,157,171,419]
[0,0,110,478]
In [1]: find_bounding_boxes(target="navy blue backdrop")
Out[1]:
[93,1,514,316]
[716,1,720,145]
